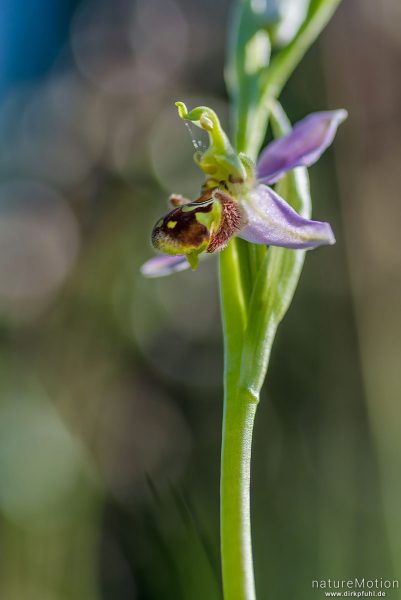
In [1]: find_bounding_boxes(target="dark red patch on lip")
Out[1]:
[207,190,242,253]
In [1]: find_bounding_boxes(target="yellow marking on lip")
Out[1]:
[167,220,177,229]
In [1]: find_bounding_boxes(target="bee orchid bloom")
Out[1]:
[141,103,347,277]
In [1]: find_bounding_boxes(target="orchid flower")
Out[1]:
[141,102,346,277]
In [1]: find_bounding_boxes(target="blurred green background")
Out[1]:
[0,0,400,598]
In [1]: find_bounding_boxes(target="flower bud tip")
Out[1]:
[175,101,188,120]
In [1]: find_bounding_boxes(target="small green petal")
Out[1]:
[186,253,199,270]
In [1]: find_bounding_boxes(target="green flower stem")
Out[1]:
[219,237,257,600]
[219,239,247,379]
[219,148,260,600]
[220,385,257,600]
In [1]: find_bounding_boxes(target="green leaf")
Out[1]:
[228,0,343,157]
[239,102,312,397]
